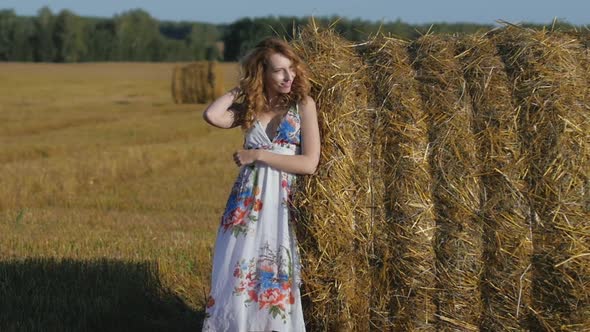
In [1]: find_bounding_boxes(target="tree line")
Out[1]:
[0,7,585,62]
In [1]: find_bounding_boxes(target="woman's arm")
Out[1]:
[202,87,240,129]
[234,96,321,175]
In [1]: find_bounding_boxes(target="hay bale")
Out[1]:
[456,33,533,331]
[495,26,590,330]
[410,34,483,331]
[578,34,590,216]
[171,61,224,104]
[361,35,437,331]
[171,65,183,104]
[285,23,588,331]
[209,61,225,103]
[291,24,375,331]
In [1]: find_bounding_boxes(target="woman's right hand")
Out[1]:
[202,87,241,129]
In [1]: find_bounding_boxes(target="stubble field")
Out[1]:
[0,62,241,331]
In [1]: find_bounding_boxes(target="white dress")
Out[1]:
[202,103,306,332]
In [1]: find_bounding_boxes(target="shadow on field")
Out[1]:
[0,257,204,332]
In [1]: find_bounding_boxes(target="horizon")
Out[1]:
[3,0,589,26]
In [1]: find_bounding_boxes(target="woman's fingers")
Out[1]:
[233,152,241,166]
[233,150,259,167]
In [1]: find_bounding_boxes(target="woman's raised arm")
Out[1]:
[202,87,241,129]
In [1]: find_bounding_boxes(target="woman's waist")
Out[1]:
[246,143,299,155]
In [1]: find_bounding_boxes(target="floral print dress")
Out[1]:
[202,103,305,332]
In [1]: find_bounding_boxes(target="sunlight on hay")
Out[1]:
[291,22,589,331]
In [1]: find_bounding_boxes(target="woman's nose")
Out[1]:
[285,70,294,81]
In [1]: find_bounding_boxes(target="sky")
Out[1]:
[3,0,589,25]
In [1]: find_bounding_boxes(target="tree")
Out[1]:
[84,18,116,61]
[188,23,220,60]
[53,10,87,62]
[0,10,17,60]
[10,17,35,61]
[113,9,162,61]
[223,18,279,61]
[33,6,56,62]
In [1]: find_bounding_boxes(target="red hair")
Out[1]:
[236,38,311,130]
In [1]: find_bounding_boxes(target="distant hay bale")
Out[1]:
[495,26,590,330]
[170,61,224,104]
[291,25,374,331]
[410,34,483,331]
[171,65,183,104]
[456,33,532,331]
[361,35,436,331]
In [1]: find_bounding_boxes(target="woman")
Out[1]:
[201,37,320,332]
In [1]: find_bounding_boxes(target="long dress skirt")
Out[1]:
[202,104,306,332]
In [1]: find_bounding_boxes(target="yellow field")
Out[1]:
[0,62,241,330]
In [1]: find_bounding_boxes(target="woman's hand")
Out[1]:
[233,149,262,167]
[202,87,241,129]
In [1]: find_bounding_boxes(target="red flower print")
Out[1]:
[229,208,247,227]
[206,296,215,308]
[233,267,240,277]
[259,288,282,307]
[248,289,258,302]
[275,292,287,304]
[232,246,294,321]
[253,199,263,212]
[243,196,254,207]
[281,179,288,188]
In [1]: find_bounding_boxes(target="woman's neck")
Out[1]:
[264,92,282,112]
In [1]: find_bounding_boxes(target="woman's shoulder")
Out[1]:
[296,96,316,113]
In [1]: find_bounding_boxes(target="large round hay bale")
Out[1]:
[457,33,533,331]
[284,23,588,331]
[361,35,437,331]
[410,34,483,332]
[495,26,590,331]
[171,61,224,104]
[291,25,375,331]
[171,65,183,104]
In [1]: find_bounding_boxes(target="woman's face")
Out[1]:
[264,52,296,97]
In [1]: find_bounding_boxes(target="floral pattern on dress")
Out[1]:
[280,172,295,208]
[220,166,263,237]
[232,243,295,323]
[274,107,301,147]
[203,103,305,331]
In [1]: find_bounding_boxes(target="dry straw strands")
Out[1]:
[171,61,224,104]
[495,27,590,331]
[291,25,375,331]
[289,23,589,331]
[456,33,532,331]
[409,34,483,331]
[361,36,436,331]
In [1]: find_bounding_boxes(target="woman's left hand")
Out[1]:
[233,149,261,167]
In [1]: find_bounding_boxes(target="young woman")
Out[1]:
[201,38,320,331]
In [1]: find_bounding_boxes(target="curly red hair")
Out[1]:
[235,38,311,130]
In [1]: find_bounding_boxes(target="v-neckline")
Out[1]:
[256,108,290,143]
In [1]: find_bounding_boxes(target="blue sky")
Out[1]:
[3,0,589,25]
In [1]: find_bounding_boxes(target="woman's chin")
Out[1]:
[278,86,292,94]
